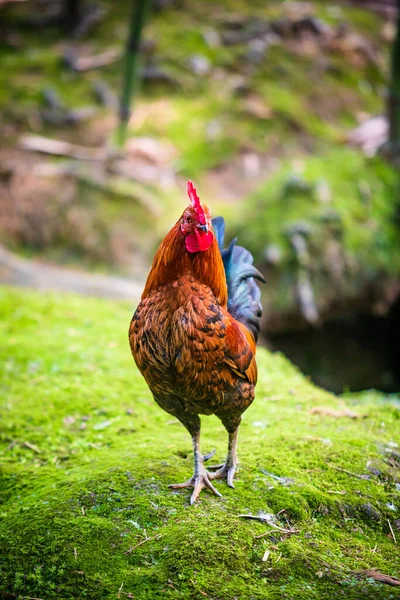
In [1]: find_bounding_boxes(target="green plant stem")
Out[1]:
[117,0,152,149]
[388,1,400,151]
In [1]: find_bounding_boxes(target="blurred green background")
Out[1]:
[1,0,399,392]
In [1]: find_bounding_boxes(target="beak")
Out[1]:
[197,223,209,233]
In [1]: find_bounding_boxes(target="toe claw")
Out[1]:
[169,479,192,489]
[204,478,223,497]
[203,448,216,462]
[190,481,203,505]
[206,463,225,471]
[208,463,237,487]
[227,468,236,488]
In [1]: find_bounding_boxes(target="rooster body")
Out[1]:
[129,183,264,503]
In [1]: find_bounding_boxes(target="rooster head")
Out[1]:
[180,181,214,253]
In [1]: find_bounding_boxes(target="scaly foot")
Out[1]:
[208,462,237,488]
[169,463,222,504]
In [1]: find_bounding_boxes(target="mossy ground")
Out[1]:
[1,287,399,599]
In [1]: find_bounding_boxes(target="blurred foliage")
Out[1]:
[0,0,398,323]
[239,149,399,272]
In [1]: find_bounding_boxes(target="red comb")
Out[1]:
[187,180,206,225]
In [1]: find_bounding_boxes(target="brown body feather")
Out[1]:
[129,218,257,436]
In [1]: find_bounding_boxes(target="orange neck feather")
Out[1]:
[142,221,228,306]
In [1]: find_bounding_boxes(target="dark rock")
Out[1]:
[246,38,269,64]
[293,16,330,37]
[319,210,342,223]
[284,220,314,238]
[338,503,356,519]
[359,503,381,522]
[269,18,292,37]
[70,3,105,39]
[203,27,220,48]
[222,18,270,46]
[43,87,64,111]
[281,174,315,199]
[186,55,211,76]
[142,65,179,87]
[270,15,331,39]
[92,81,117,108]
[318,505,330,515]
[367,467,382,477]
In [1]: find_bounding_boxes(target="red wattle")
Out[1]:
[185,229,214,253]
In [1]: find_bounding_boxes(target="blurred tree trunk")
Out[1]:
[64,0,81,32]
[388,0,400,156]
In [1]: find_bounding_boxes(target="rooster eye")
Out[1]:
[185,216,192,223]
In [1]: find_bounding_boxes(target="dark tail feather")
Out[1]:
[212,216,265,342]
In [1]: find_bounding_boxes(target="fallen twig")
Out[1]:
[328,464,370,480]
[124,533,162,553]
[239,514,297,533]
[240,514,299,539]
[357,569,400,586]
[239,514,269,522]
[190,579,209,597]
[66,49,120,72]
[254,525,299,539]
[254,530,284,539]
[24,441,41,453]
[20,135,104,161]
[388,520,397,544]
[166,580,177,590]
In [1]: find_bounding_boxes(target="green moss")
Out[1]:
[1,287,399,599]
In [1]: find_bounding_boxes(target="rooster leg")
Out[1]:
[209,425,239,488]
[169,427,222,504]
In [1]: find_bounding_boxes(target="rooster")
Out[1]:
[129,181,264,503]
